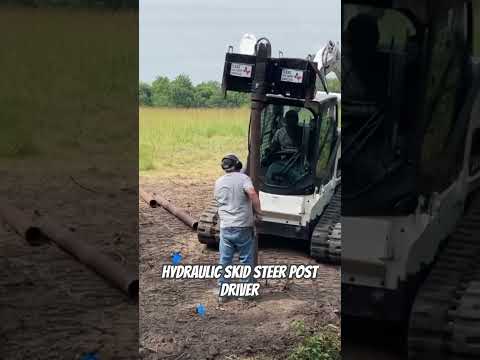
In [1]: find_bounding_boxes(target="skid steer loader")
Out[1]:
[341,1,480,358]
[197,36,341,263]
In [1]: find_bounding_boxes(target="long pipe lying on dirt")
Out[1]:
[0,202,139,299]
[139,188,198,230]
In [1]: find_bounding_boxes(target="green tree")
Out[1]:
[194,81,218,107]
[151,76,170,107]
[203,83,249,108]
[168,74,195,107]
[139,81,153,106]
[326,77,340,93]
[226,91,250,107]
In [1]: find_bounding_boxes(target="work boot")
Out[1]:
[213,287,229,304]
[211,287,220,296]
[237,281,260,301]
[218,295,229,304]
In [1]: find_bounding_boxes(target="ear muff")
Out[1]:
[221,154,242,171]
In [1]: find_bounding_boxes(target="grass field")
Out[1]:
[0,7,137,168]
[139,107,250,179]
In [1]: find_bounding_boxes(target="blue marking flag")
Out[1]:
[81,353,99,360]
[196,304,206,318]
[171,251,182,265]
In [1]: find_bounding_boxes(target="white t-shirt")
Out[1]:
[214,172,254,228]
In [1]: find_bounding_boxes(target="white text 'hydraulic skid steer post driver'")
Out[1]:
[197,35,342,263]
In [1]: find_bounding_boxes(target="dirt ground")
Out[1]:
[139,176,341,360]
[0,161,138,359]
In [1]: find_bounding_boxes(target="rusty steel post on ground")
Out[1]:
[0,202,139,299]
[139,188,198,230]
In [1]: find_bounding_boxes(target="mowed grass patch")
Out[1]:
[139,107,249,179]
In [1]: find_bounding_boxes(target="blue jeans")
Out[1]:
[219,227,254,285]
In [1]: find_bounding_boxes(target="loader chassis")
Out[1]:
[342,1,480,358]
[197,39,341,263]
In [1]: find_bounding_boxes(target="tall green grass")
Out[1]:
[0,7,137,164]
[139,107,249,179]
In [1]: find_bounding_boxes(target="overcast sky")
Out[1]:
[140,0,340,84]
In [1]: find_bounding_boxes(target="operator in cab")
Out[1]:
[213,154,262,303]
[342,13,385,103]
[262,109,306,186]
[270,110,302,153]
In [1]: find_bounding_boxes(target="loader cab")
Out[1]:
[221,41,340,197]
[342,1,473,216]
[258,95,339,196]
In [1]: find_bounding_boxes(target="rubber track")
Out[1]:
[310,186,341,263]
[408,193,480,359]
[196,200,219,247]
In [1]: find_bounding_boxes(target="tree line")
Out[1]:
[139,74,250,108]
[140,74,340,108]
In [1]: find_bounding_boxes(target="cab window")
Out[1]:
[259,104,315,187]
[316,104,336,179]
[419,2,469,190]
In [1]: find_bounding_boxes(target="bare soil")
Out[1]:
[0,161,138,359]
[139,177,341,360]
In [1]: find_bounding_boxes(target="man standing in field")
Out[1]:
[214,154,262,303]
